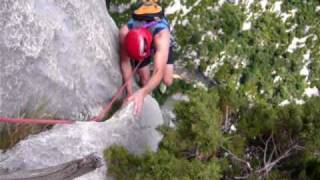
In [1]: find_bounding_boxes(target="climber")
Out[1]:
[119,0,174,116]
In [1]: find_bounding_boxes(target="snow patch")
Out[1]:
[207,6,213,10]
[304,87,319,97]
[271,1,282,14]
[300,66,309,77]
[274,76,282,83]
[181,19,189,26]
[280,9,297,22]
[201,31,215,41]
[260,0,268,11]
[172,93,190,102]
[204,52,226,78]
[300,50,311,77]
[286,23,298,33]
[204,61,221,78]
[194,58,201,66]
[287,35,313,53]
[280,98,311,106]
[181,0,202,16]
[313,35,318,41]
[218,28,224,35]
[245,92,256,102]
[279,100,290,106]
[304,26,311,34]
[236,81,240,89]
[230,125,237,132]
[190,50,197,57]
[281,13,291,22]
[193,81,208,90]
[231,0,240,5]
[242,21,252,31]
[294,99,305,105]
[166,0,202,28]
[243,0,255,10]
[165,0,185,15]
[233,56,247,69]
[218,0,226,7]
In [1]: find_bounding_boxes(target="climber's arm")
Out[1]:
[128,29,170,116]
[119,25,134,96]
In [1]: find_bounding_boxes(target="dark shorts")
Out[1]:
[131,47,174,69]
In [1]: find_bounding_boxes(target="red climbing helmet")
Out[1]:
[125,28,152,61]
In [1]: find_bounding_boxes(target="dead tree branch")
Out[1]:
[256,143,300,176]
[221,146,252,171]
[0,154,102,180]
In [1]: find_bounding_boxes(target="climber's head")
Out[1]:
[125,28,153,61]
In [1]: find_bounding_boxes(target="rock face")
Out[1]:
[0,0,121,120]
[0,96,164,180]
[161,93,190,126]
[0,1,165,179]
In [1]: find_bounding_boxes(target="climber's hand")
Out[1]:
[127,89,146,117]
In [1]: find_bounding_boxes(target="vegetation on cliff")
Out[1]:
[105,0,320,179]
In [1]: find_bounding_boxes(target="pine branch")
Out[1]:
[256,143,300,176]
[221,146,252,171]
[222,139,303,179]
[263,134,272,165]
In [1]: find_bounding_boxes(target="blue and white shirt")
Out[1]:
[127,18,175,48]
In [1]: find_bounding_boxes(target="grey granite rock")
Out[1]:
[0,0,121,120]
[161,93,189,126]
[0,1,165,179]
[0,96,164,180]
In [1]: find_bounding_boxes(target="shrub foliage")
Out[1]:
[105,0,320,179]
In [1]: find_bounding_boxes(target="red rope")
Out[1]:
[0,116,74,125]
[0,61,143,125]
[91,60,143,122]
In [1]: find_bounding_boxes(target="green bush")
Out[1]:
[105,88,223,179]
[106,0,320,179]
[105,88,320,179]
